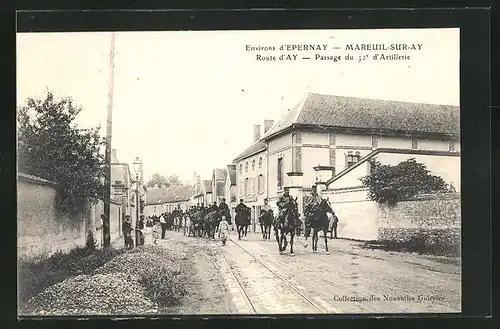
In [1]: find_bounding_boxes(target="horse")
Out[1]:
[205,210,219,239]
[310,198,335,254]
[259,210,273,240]
[235,209,251,240]
[275,198,301,255]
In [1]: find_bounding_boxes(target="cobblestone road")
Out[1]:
[163,230,461,314]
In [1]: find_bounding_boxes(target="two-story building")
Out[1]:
[212,168,227,205]
[233,120,273,232]
[224,164,237,218]
[192,178,213,207]
[261,93,460,216]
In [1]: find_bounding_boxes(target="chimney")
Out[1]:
[264,120,274,133]
[253,125,261,141]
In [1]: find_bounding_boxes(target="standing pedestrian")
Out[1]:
[122,215,134,249]
[218,215,230,246]
[152,220,160,244]
[160,213,167,239]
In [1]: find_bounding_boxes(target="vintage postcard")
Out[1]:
[17,27,461,316]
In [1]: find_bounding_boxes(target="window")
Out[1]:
[277,157,284,189]
[239,181,244,196]
[259,157,263,169]
[252,160,255,171]
[245,162,249,172]
[239,164,243,174]
[258,174,263,193]
[347,151,361,167]
[412,137,418,150]
[244,178,249,195]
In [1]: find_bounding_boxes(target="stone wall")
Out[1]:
[378,193,461,230]
[377,193,461,255]
[17,174,88,257]
[18,173,122,257]
[323,188,461,250]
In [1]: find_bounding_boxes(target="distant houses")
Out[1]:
[143,184,194,216]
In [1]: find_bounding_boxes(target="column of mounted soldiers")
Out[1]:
[145,184,338,246]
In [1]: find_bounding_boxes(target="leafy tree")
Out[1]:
[166,174,182,187]
[147,173,183,188]
[147,173,168,187]
[17,90,105,214]
[360,158,449,206]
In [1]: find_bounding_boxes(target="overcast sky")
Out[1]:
[16,28,459,183]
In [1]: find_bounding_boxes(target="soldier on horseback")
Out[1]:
[259,198,273,240]
[208,201,218,214]
[303,185,322,247]
[276,187,294,228]
[235,199,251,240]
[218,198,232,225]
[260,198,273,222]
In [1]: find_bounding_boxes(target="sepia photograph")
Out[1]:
[17,27,461,316]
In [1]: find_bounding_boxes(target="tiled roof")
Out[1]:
[262,93,460,140]
[202,180,212,193]
[233,140,267,162]
[145,185,194,205]
[213,168,227,181]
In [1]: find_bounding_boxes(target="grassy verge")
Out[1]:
[18,245,126,311]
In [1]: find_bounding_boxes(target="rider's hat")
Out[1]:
[239,198,243,202]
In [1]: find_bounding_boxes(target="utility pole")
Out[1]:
[103,32,116,248]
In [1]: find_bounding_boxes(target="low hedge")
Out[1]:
[376,227,460,257]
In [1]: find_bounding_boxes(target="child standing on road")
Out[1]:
[152,221,161,244]
[218,215,230,246]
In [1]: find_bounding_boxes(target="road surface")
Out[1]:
[157,230,461,314]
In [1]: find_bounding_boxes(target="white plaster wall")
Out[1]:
[301,131,329,145]
[417,139,450,151]
[268,133,292,154]
[267,148,293,199]
[336,133,372,147]
[323,188,378,241]
[329,161,372,189]
[379,136,412,149]
[302,147,330,187]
